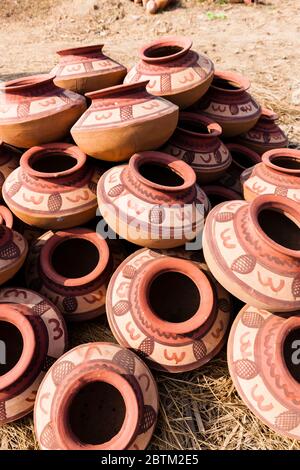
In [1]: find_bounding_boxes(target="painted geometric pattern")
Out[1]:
[244,175,300,202]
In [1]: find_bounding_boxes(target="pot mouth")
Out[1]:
[56,44,104,56]
[140,36,192,63]
[177,112,222,137]
[226,143,261,170]
[262,148,300,175]
[20,143,86,179]
[260,107,278,121]
[202,185,241,207]
[40,228,110,287]
[85,80,149,100]
[138,257,214,335]
[0,305,35,391]
[54,365,139,450]
[0,73,55,92]
[130,151,196,192]
[211,70,250,93]
[282,320,300,386]
[0,206,13,229]
[250,195,300,258]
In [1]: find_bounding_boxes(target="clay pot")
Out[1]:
[162,112,232,183]
[0,206,28,285]
[3,143,102,229]
[219,143,261,194]
[25,228,125,321]
[192,71,261,137]
[97,151,210,249]
[0,74,86,148]
[71,81,179,162]
[51,44,127,95]
[124,36,214,109]
[203,195,300,312]
[34,342,158,450]
[0,142,20,198]
[144,0,175,13]
[242,148,300,203]
[236,108,288,155]
[202,185,242,208]
[0,287,67,424]
[228,304,300,440]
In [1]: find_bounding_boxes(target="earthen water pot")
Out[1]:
[236,108,288,155]
[0,287,67,424]
[51,44,127,95]
[124,36,214,109]
[25,228,125,321]
[228,304,300,440]
[192,71,261,137]
[0,206,28,285]
[71,81,179,162]
[202,185,242,208]
[242,148,300,203]
[3,143,103,229]
[203,195,300,312]
[0,74,86,148]
[97,151,210,249]
[34,342,158,450]
[219,143,261,194]
[106,248,231,372]
[0,141,20,198]
[162,112,232,183]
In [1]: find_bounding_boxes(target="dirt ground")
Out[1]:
[0,0,300,451]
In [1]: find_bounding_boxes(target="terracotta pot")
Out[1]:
[0,205,28,285]
[0,141,20,198]
[71,81,179,162]
[34,342,158,450]
[242,148,300,203]
[236,108,288,155]
[203,195,300,312]
[192,71,261,137]
[228,304,300,440]
[106,248,231,372]
[51,44,127,95]
[3,143,102,229]
[97,151,210,249]
[124,36,214,109]
[0,74,86,148]
[219,143,261,194]
[144,0,175,13]
[0,287,67,424]
[25,228,125,321]
[162,112,232,183]
[202,185,242,208]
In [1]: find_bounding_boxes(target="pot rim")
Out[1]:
[139,35,192,64]
[20,143,87,179]
[260,107,278,121]
[0,206,13,229]
[177,112,222,138]
[262,148,300,175]
[56,44,104,56]
[40,228,110,288]
[211,70,250,93]
[0,74,55,92]
[226,143,261,169]
[276,316,300,391]
[85,80,149,100]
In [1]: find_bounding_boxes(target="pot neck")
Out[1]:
[226,143,261,171]
[176,112,222,140]
[85,81,149,101]
[211,70,250,94]
[0,206,13,229]
[0,74,56,93]
[56,44,104,57]
[140,36,192,64]
[262,149,300,176]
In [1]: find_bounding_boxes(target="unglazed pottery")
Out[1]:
[97,151,209,249]
[0,141,20,198]
[242,148,300,203]
[228,304,300,440]
[202,185,242,208]
[34,342,158,450]
[0,205,28,285]
[219,143,261,194]
[51,45,127,94]
[124,36,214,109]
[3,143,102,229]
[0,74,86,148]
[162,112,231,183]
[0,287,67,424]
[106,248,231,372]
[144,0,175,13]
[25,228,125,321]
[236,108,288,155]
[71,81,179,162]
[192,71,261,137]
[203,195,300,312]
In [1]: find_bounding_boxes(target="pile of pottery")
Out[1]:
[0,37,299,450]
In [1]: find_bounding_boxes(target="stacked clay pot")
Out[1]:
[124,36,214,109]
[0,142,20,198]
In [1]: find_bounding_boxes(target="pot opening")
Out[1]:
[179,119,210,135]
[270,156,300,171]
[29,153,78,174]
[148,271,200,323]
[231,150,256,169]
[208,193,228,207]
[0,321,23,376]
[212,77,241,91]
[283,327,300,383]
[51,238,100,279]
[67,381,126,445]
[144,45,183,59]
[257,209,300,251]
[138,162,185,187]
